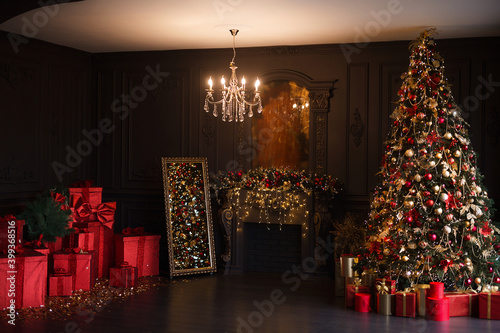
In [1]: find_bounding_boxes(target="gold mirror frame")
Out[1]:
[161,157,217,277]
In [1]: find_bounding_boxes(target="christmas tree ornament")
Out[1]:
[443,226,451,234]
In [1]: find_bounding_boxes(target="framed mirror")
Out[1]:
[161,157,217,277]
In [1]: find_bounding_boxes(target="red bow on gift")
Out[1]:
[64,247,82,254]
[71,180,94,188]
[51,190,69,210]
[0,214,17,223]
[3,244,25,255]
[120,261,131,268]
[54,268,68,275]
[73,197,116,229]
[72,227,89,233]
[122,227,144,236]
[23,234,44,248]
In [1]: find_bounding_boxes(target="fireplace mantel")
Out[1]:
[218,189,331,273]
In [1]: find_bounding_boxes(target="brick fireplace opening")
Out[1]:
[244,223,302,273]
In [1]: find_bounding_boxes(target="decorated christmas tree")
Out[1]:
[356,29,500,291]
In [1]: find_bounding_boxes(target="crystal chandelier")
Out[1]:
[204,29,262,122]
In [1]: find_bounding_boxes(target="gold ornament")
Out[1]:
[435,152,443,159]
[402,256,409,262]
[475,277,482,284]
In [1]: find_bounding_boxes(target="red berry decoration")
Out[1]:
[390,202,397,208]
[405,181,412,188]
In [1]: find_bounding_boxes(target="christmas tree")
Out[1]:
[356,29,500,291]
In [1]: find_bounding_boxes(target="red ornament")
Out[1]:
[428,233,437,242]
[495,277,500,284]
[425,173,433,181]
[465,278,472,286]
[390,202,397,209]
[408,137,415,144]
[464,234,471,241]
[406,216,413,224]
[405,181,412,188]
[426,199,435,207]
[423,191,431,197]
[438,118,445,124]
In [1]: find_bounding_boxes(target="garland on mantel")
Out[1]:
[209,168,343,226]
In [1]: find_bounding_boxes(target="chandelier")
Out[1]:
[204,29,262,122]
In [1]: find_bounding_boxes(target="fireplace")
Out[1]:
[218,189,323,273]
[245,223,302,273]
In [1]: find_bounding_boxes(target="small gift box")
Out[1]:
[53,249,95,291]
[445,291,479,317]
[73,220,114,278]
[395,291,416,317]
[375,278,396,295]
[428,282,444,299]
[355,293,372,312]
[427,297,450,321]
[415,284,430,317]
[109,262,138,288]
[361,269,377,287]
[49,269,73,296]
[69,180,102,208]
[377,293,394,315]
[0,251,48,309]
[346,278,371,308]
[69,229,95,252]
[478,292,500,320]
[340,255,358,278]
[0,215,24,251]
[114,228,160,278]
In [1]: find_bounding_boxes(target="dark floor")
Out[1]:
[4,271,500,333]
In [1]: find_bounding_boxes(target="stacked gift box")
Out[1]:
[0,181,161,309]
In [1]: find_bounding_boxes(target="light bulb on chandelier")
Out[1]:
[204,29,262,122]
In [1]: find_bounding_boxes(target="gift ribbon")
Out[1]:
[137,236,146,277]
[0,214,17,223]
[122,227,144,236]
[57,276,65,295]
[376,278,389,294]
[68,253,78,289]
[15,256,25,308]
[71,180,94,205]
[487,292,491,319]
[73,198,116,229]
[51,191,69,210]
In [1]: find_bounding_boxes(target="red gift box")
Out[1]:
[427,297,450,321]
[345,282,371,308]
[428,282,444,299]
[445,291,479,317]
[375,278,396,294]
[69,232,95,252]
[109,262,138,288]
[479,292,500,320]
[69,181,102,208]
[0,251,47,309]
[355,293,372,312]
[114,232,160,278]
[395,292,416,317]
[49,271,73,296]
[53,250,95,291]
[44,237,64,254]
[0,216,24,251]
[74,221,114,278]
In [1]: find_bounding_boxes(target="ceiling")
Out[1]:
[1,0,500,53]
